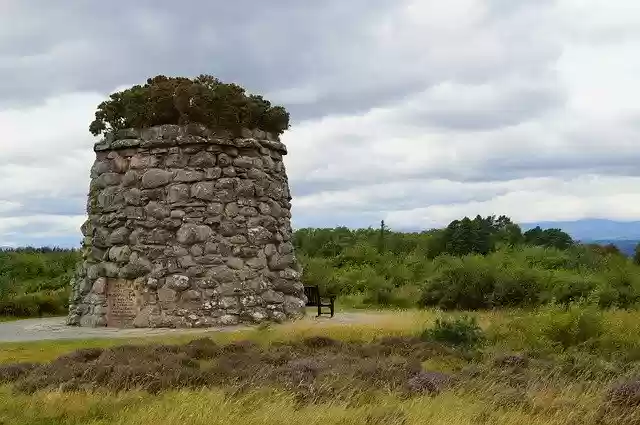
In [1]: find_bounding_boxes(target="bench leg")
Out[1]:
[330,299,335,318]
[317,303,321,317]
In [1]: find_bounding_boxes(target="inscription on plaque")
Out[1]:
[106,278,138,328]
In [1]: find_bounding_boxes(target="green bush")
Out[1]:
[490,264,545,307]
[486,303,608,354]
[0,248,77,319]
[361,275,395,306]
[544,270,601,305]
[420,255,496,310]
[421,315,485,349]
[0,289,69,318]
[89,75,290,137]
[299,255,340,296]
[3,217,640,317]
[596,267,640,308]
[540,304,605,350]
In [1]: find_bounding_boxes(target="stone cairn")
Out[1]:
[67,124,306,328]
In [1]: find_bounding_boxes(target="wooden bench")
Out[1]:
[303,285,336,318]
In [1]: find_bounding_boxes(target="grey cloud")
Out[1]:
[0,0,397,114]
[4,0,636,246]
[1,234,81,249]
[291,210,384,231]
[0,0,561,123]
[0,196,85,218]
[402,84,564,131]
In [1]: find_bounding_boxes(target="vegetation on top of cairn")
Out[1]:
[88,75,290,138]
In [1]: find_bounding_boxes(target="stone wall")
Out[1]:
[67,124,306,328]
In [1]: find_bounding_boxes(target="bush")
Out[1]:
[420,255,496,310]
[540,304,604,350]
[490,264,545,307]
[406,371,454,395]
[608,380,640,407]
[298,255,341,296]
[0,289,69,318]
[421,315,486,349]
[545,270,601,305]
[3,336,453,399]
[89,75,290,137]
[596,267,640,308]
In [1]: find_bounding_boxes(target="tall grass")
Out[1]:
[1,307,640,425]
[0,385,628,425]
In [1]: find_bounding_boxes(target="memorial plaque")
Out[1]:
[106,278,139,327]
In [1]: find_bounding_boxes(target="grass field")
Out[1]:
[1,307,639,425]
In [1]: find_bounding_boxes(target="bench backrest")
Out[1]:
[304,285,320,306]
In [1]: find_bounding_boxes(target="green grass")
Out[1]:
[1,307,640,424]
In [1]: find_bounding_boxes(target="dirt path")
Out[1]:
[0,312,380,343]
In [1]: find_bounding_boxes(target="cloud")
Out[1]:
[0,214,86,247]
[1,0,640,246]
[0,93,96,246]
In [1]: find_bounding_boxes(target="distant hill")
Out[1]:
[522,219,640,241]
[580,239,638,256]
[396,218,640,256]
[521,219,640,257]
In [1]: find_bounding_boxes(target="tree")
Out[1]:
[378,220,387,254]
[441,216,494,256]
[633,243,640,265]
[523,227,573,250]
[489,215,524,247]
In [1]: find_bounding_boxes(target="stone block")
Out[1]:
[191,181,216,201]
[141,168,173,188]
[174,169,204,182]
[166,274,190,291]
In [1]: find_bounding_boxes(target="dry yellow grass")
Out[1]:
[0,309,439,364]
[0,383,629,425]
[1,308,639,425]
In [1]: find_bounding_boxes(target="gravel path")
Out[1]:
[0,312,378,343]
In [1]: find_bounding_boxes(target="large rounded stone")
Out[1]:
[262,289,284,304]
[205,265,235,284]
[108,245,131,263]
[167,184,190,203]
[248,226,274,244]
[145,201,170,219]
[218,153,232,167]
[90,160,111,177]
[189,151,216,168]
[141,169,173,188]
[122,170,139,187]
[283,295,305,316]
[191,181,216,201]
[123,188,143,206]
[95,172,122,188]
[166,275,190,291]
[174,169,204,182]
[177,223,212,245]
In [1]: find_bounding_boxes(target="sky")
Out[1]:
[1,0,640,248]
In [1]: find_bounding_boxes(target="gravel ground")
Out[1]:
[0,311,375,343]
